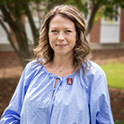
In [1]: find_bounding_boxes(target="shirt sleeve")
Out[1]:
[0,61,38,124]
[88,67,114,124]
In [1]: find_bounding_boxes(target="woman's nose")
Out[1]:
[58,32,64,41]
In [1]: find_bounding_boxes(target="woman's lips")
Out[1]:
[56,44,67,48]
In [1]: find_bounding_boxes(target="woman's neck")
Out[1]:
[52,54,74,69]
[45,54,75,77]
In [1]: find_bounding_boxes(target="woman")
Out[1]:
[0,5,114,124]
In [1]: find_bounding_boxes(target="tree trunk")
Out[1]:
[0,4,34,67]
[18,46,33,67]
[85,0,101,36]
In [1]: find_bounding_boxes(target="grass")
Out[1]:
[101,61,124,124]
[101,61,124,90]
[115,122,124,124]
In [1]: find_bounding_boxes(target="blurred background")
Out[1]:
[0,0,124,123]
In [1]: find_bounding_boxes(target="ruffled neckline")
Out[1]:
[42,65,77,80]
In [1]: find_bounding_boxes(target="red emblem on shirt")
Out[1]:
[67,78,73,85]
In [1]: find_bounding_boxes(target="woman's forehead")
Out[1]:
[49,15,75,29]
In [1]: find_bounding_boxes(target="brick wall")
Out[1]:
[120,9,124,43]
[90,18,101,43]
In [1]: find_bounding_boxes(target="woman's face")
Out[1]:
[48,14,76,57]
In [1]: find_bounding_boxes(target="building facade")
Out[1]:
[90,8,124,44]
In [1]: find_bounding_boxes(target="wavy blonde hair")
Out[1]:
[33,5,91,72]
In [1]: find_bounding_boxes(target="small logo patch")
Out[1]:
[67,78,73,85]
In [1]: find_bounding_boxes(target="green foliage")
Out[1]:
[69,0,89,15]
[101,62,124,90]
[98,0,124,19]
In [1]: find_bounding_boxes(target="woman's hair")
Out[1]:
[33,5,91,73]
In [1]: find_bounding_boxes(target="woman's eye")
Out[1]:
[65,30,72,33]
[51,30,58,33]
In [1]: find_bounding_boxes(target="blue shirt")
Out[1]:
[0,60,114,124]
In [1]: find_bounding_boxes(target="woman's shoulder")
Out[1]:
[89,60,103,71]
[81,60,107,90]
[24,59,43,73]
[82,60,105,76]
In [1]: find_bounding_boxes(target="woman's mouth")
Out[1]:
[56,44,67,48]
